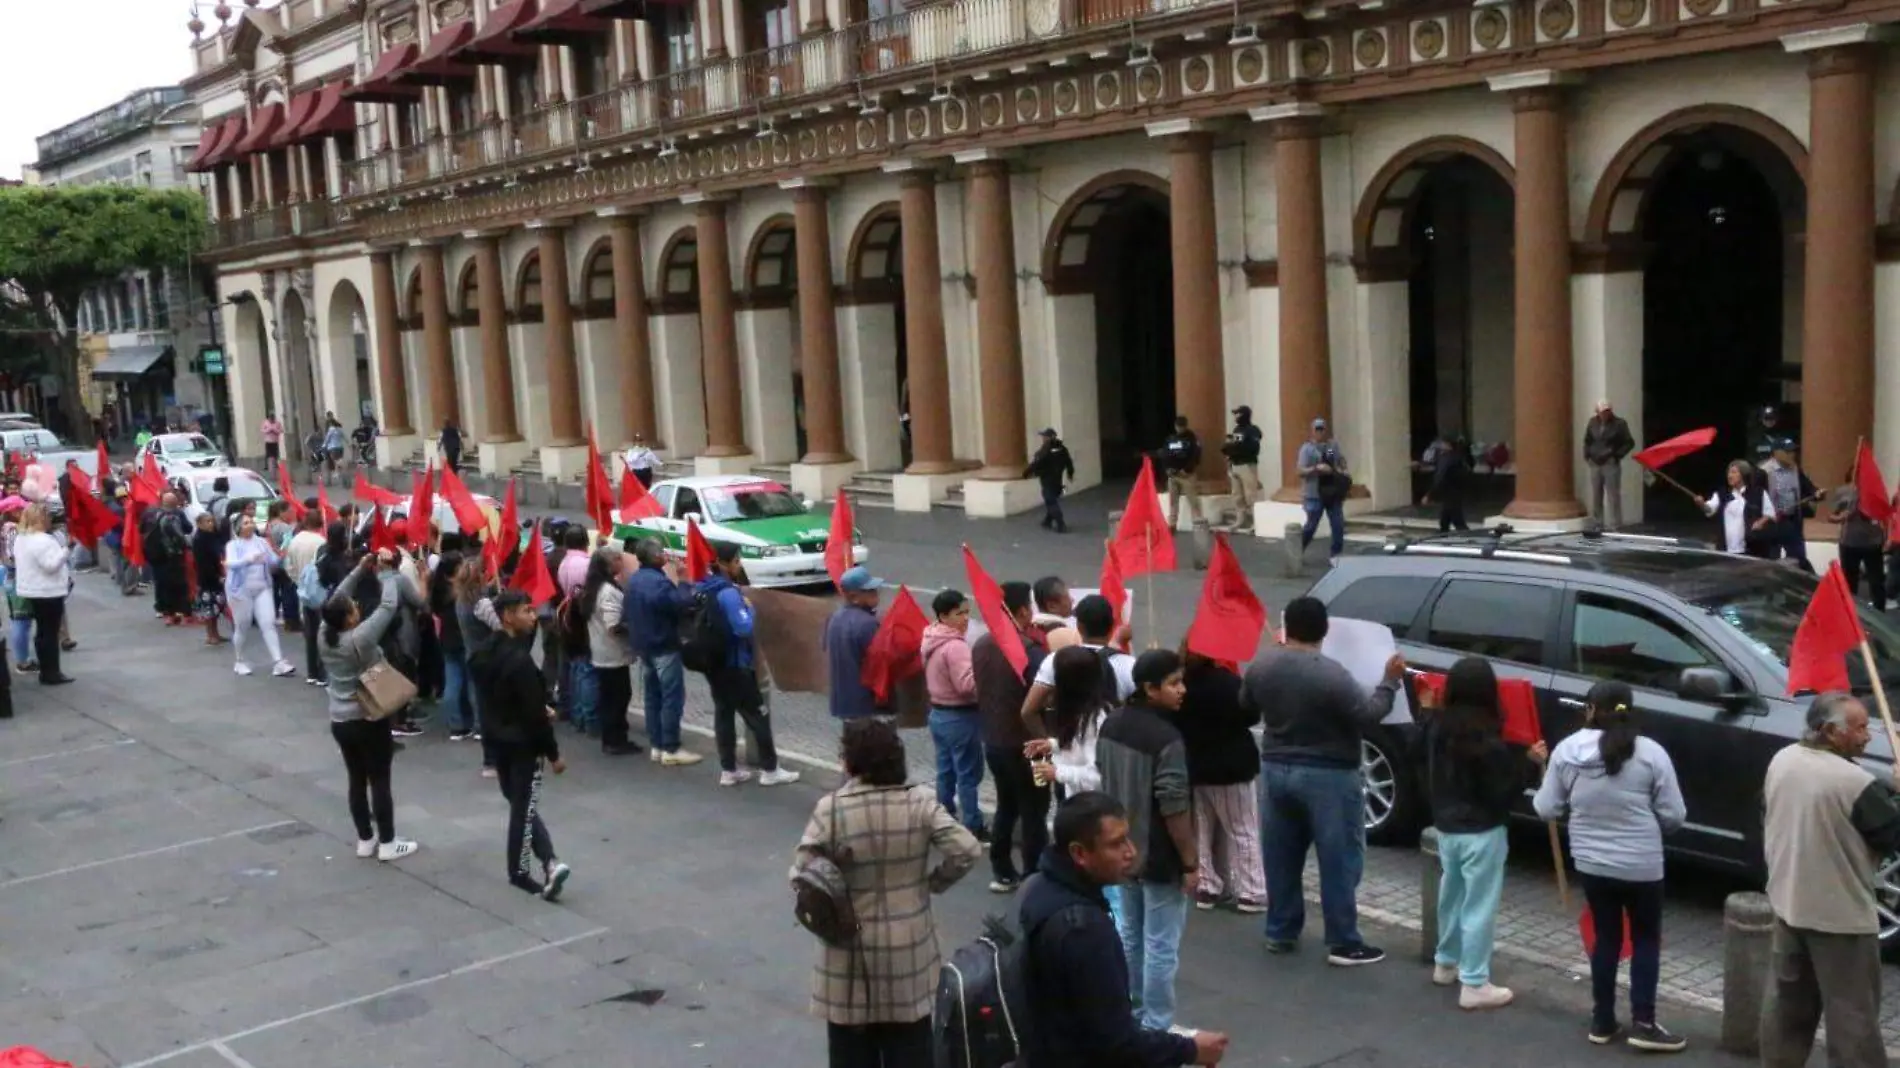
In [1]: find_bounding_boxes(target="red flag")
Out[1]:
[316,483,339,525]
[141,451,165,490]
[406,465,435,549]
[1579,906,1635,961]
[860,585,929,703]
[1632,427,1717,471]
[437,464,487,539]
[486,479,519,578]
[685,517,715,582]
[352,470,403,509]
[96,439,109,485]
[1855,440,1893,525]
[1498,678,1543,746]
[1099,542,1128,626]
[1185,534,1266,664]
[1414,670,1448,708]
[826,491,855,588]
[617,468,663,521]
[1787,562,1866,695]
[64,460,93,498]
[121,503,146,569]
[1111,456,1176,576]
[62,478,114,550]
[367,505,398,553]
[585,430,615,533]
[962,545,1028,676]
[507,520,558,607]
[277,463,306,522]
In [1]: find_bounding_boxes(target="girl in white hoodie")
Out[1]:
[224,514,295,677]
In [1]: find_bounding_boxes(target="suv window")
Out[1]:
[1572,591,1723,692]
[1426,579,1557,666]
[1324,575,1435,638]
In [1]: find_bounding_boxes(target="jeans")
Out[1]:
[1579,872,1664,1030]
[9,612,30,666]
[441,651,474,732]
[984,743,1049,882]
[596,663,634,750]
[565,657,598,731]
[710,662,778,771]
[28,597,64,681]
[1300,497,1347,557]
[1115,880,1190,1030]
[928,706,985,832]
[495,744,556,881]
[825,1018,931,1068]
[1760,919,1886,1068]
[331,717,396,844]
[1434,826,1509,986]
[1039,485,1065,530]
[1259,760,1366,948]
[641,650,686,752]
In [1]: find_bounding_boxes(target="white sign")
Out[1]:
[1320,617,1412,725]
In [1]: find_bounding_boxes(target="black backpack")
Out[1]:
[680,586,730,675]
[933,916,1029,1068]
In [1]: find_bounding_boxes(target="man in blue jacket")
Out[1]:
[698,543,799,788]
[1021,792,1228,1067]
[823,566,885,721]
[622,537,702,766]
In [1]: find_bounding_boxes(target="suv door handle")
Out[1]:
[1558,697,1587,708]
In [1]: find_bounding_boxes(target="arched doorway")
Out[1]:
[743,216,802,463]
[651,227,709,457]
[325,280,370,431]
[1046,175,1175,479]
[844,205,907,472]
[280,289,320,455]
[233,294,272,455]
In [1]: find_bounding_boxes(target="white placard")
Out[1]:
[1320,617,1412,725]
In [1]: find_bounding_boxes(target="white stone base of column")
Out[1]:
[538,443,591,483]
[790,460,860,501]
[376,434,420,469]
[962,477,1041,518]
[892,472,965,513]
[1151,490,1241,531]
[479,440,532,477]
[695,453,757,477]
[1479,512,1591,533]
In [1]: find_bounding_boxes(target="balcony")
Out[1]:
[206,200,345,251]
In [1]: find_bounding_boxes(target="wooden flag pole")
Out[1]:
[1145,525,1157,649]
[1547,822,1570,909]
[1645,465,1703,505]
[1856,640,1900,763]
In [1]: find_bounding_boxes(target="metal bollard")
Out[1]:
[1720,891,1775,1056]
[1418,827,1442,962]
[1282,522,1306,578]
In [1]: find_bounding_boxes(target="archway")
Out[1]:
[650,227,708,457]
[742,216,801,463]
[844,203,907,472]
[324,280,370,432]
[232,294,272,456]
[280,288,320,456]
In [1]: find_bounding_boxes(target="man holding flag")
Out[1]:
[1830,441,1892,610]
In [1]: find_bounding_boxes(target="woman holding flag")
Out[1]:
[1697,461,1775,558]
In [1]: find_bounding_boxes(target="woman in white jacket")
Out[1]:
[1025,644,1112,794]
[13,504,73,685]
[224,514,295,677]
[581,544,643,757]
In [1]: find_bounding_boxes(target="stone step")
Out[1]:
[752,463,793,482]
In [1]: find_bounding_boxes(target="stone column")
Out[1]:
[894,164,955,475]
[532,222,584,447]
[1152,121,1227,490]
[1256,104,1331,501]
[693,196,749,458]
[787,181,851,465]
[1786,27,1881,486]
[963,153,1027,479]
[472,232,521,444]
[415,241,460,431]
[1494,72,1583,521]
[702,0,729,59]
[604,209,658,447]
[369,250,415,435]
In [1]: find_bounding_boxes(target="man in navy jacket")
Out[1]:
[622,537,701,765]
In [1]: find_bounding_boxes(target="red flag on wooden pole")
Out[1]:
[486,479,520,578]
[406,465,435,549]
[685,518,716,581]
[860,585,929,704]
[585,429,616,533]
[1099,540,1128,626]
[1632,427,1718,471]
[64,460,93,498]
[352,470,403,509]
[617,468,663,521]
[368,505,398,553]
[277,463,306,521]
[1111,456,1176,576]
[437,463,487,539]
[316,483,339,526]
[825,491,855,588]
[1185,534,1265,664]
[507,520,558,607]
[1788,562,1866,695]
[122,503,146,569]
[1854,440,1893,525]
[962,545,1028,676]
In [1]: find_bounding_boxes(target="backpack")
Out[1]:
[554,593,591,656]
[1095,646,1123,703]
[145,512,185,563]
[932,891,1061,1068]
[297,550,330,611]
[680,586,731,675]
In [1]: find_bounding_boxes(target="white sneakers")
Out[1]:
[1432,964,1458,987]
[1459,983,1514,1011]
[376,839,420,862]
[355,838,376,859]
[719,770,755,787]
[660,750,704,767]
[758,769,800,787]
[233,662,254,677]
[271,661,296,678]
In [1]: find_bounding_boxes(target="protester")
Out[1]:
[1582,401,1634,530]
[624,536,700,764]
[13,504,73,685]
[1533,680,1687,1051]
[822,565,885,721]
[430,551,476,740]
[973,579,1048,892]
[454,557,504,777]
[319,550,418,862]
[1021,594,1135,734]
[1699,460,1775,557]
[923,588,985,836]
[1161,415,1203,530]
[477,589,573,900]
[1830,474,1888,610]
[1025,427,1076,533]
[1297,418,1351,558]
[697,543,795,784]
[1245,595,1400,964]
[351,539,428,738]
[1419,431,1472,533]
[1760,438,1819,571]
[557,528,597,734]
[321,416,346,484]
[144,491,192,624]
[1027,644,1114,797]
[1020,792,1229,1067]
[1758,692,1900,1068]
[791,718,980,1065]
[1030,575,1077,646]
[263,500,299,631]
[190,512,226,646]
[1175,646,1263,914]
[1097,648,1198,1032]
[224,514,295,678]
[300,519,353,684]
[0,504,25,675]
[582,544,642,757]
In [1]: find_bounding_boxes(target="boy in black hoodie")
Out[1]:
[477,590,572,901]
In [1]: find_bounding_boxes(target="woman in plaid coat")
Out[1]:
[793,718,981,1065]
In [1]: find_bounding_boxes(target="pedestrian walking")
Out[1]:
[431,551,479,739]
[1245,595,1400,965]
[455,559,504,777]
[1161,415,1203,530]
[624,536,701,764]
[13,504,73,685]
[319,550,419,863]
[191,512,227,646]
[438,418,463,475]
[1020,791,1229,1067]
[1222,406,1263,534]
[1758,692,1900,1068]
[1296,419,1351,557]
[476,588,574,900]
[1420,432,1472,533]
[1699,460,1775,557]
[1025,427,1075,533]
[1830,475,1888,611]
[923,588,986,837]
[1582,401,1633,530]
[823,565,885,721]
[259,413,283,474]
[1418,657,1546,1010]
[224,514,295,678]
[698,542,796,784]
[582,544,643,757]
[974,579,1049,893]
[1532,680,1688,1051]
[321,417,346,485]
[144,491,193,624]
[1760,438,1820,572]
[791,718,980,1067]
[1176,646,1264,914]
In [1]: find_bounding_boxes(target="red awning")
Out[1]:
[269,91,320,150]
[579,0,650,17]
[230,103,285,157]
[292,82,357,142]
[184,116,241,172]
[405,18,480,84]
[458,0,541,61]
[517,0,614,44]
[342,41,422,103]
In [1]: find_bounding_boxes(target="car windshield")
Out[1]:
[193,472,273,501]
[1693,568,1900,691]
[163,434,217,454]
[701,482,804,523]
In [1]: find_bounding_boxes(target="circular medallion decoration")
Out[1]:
[721,144,739,172]
[673,156,691,183]
[980,95,1004,127]
[1473,7,1508,48]
[1026,0,1061,35]
[1135,64,1163,101]
[827,124,847,154]
[906,108,929,139]
[746,140,764,167]
[1016,87,1040,121]
[1354,29,1386,67]
[1682,0,1719,15]
[1297,39,1330,78]
[1235,47,1265,83]
[1413,20,1445,59]
[1537,0,1575,37]
[697,149,715,175]
[1183,56,1212,93]
[1608,0,1644,27]
[1053,80,1078,114]
[798,129,819,160]
[857,117,879,149]
[1094,73,1121,109]
[773,135,790,164]
[943,99,967,133]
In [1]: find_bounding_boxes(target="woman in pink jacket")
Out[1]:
[923,588,985,836]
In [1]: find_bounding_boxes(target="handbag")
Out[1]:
[356,660,417,722]
[793,791,860,947]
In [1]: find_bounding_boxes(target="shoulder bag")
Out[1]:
[356,660,418,722]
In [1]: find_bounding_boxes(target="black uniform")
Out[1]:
[1025,437,1076,532]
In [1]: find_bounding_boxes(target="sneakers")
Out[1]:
[447,730,472,742]
[660,750,704,767]
[1194,890,1220,911]
[306,676,327,687]
[510,874,546,895]
[1326,944,1386,967]
[1627,1022,1687,1053]
[355,839,376,859]
[758,768,801,787]
[233,662,255,677]
[542,861,571,902]
[271,661,296,678]
[376,838,419,862]
[719,769,755,787]
[649,748,663,764]
[1264,939,1298,955]
[1588,1021,1621,1046]
[988,877,1020,894]
[1432,963,1458,987]
[1234,899,1266,915]
[1459,983,1514,1010]
[391,722,424,738]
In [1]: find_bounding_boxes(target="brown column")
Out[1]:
[702,0,729,59]
[368,251,415,435]
[1799,43,1877,486]
[608,213,659,446]
[1270,113,1333,500]
[535,224,584,446]
[1163,127,1227,490]
[416,242,461,432]
[792,185,851,464]
[695,198,748,457]
[1503,83,1583,520]
[474,234,521,443]
[966,157,1027,478]
[899,169,956,474]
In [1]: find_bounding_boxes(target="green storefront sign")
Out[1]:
[199,345,226,375]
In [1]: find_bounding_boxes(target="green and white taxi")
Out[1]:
[612,475,866,588]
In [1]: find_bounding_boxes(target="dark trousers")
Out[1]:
[825,1018,931,1068]
[273,571,298,626]
[302,607,326,681]
[1437,500,1469,532]
[1759,918,1886,1068]
[1840,545,1887,611]
[154,561,189,615]
[709,662,778,772]
[417,616,442,700]
[596,663,633,749]
[331,717,395,843]
[28,597,63,681]
[1772,517,1813,573]
[1579,873,1664,1029]
[444,449,461,475]
[1039,485,1065,531]
[984,743,1049,882]
[495,744,555,881]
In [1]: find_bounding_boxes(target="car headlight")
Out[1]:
[760,545,799,558]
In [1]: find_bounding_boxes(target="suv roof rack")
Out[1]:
[1381,525,1573,565]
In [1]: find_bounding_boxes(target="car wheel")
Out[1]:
[1361,728,1421,846]
[1878,852,1900,951]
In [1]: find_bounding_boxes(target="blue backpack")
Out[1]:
[297,551,330,611]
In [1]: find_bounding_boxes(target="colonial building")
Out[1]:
[182,0,1900,524]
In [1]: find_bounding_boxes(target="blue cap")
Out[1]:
[838,566,885,593]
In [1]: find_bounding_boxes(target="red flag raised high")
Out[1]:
[860,585,929,704]
[1185,534,1266,664]
[1787,562,1866,695]
[278,463,306,521]
[352,470,403,509]
[826,491,855,588]
[316,482,339,525]
[962,545,1028,676]
[1111,456,1176,575]
[64,460,92,498]
[1855,440,1893,525]
[405,465,435,549]
[121,502,146,569]
[617,468,663,521]
[437,463,487,539]
[367,504,398,553]
[95,439,109,486]
[1099,541,1128,626]
[507,520,558,607]
[584,430,616,533]
[1632,427,1717,471]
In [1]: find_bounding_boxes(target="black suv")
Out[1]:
[1307,530,1900,929]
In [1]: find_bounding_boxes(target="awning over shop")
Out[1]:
[518,0,616,45]
[405,19,479,85]
[579,0,651,17]
[292,82,358,143]
[184,117,242,173]
[342,41,422,103]
[458,0,541,62]
[230,103,285,158]
[90,346,172,381]
[269,91,320,150]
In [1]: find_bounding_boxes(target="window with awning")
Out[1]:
[457,0,540,64]
[405,19,480,85]
[230,103,286,158]
[342,41,422,104]
[184,116,242,173]
[90,345,173,381]
[518,0,616,45]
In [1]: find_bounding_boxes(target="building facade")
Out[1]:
[184,0,1900,523]
[36,86,219,435]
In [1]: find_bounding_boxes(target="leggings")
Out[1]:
[331,717,396,843]
[230,587,285,668]
[28,597,64,680]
